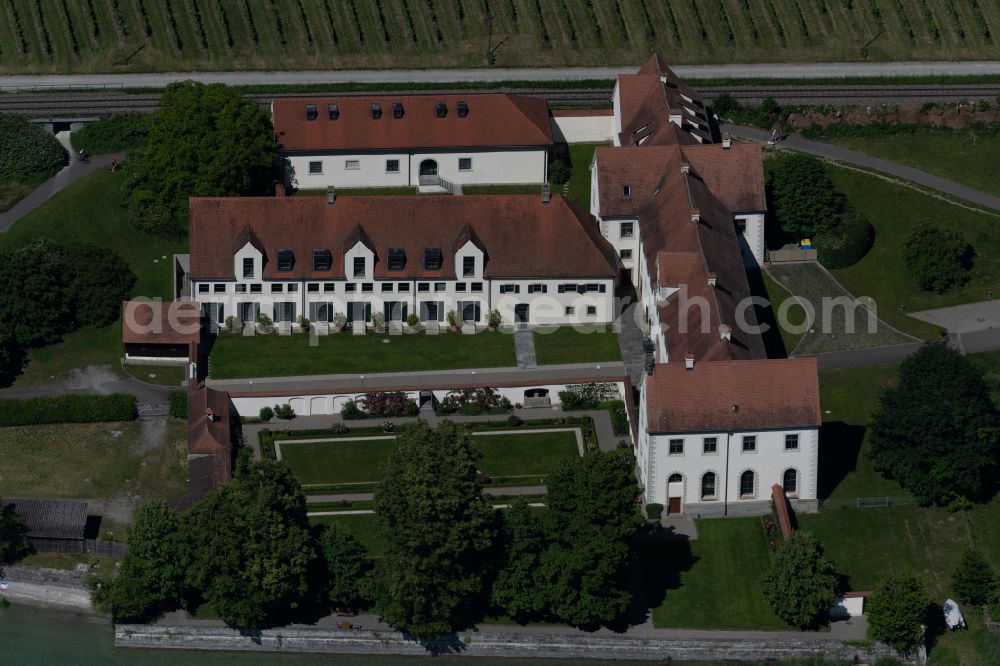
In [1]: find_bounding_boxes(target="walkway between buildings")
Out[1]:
[723,123,1000,213]
[513,327,537,368]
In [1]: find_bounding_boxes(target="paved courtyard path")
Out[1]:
[724,124,1000,212]
[513,327,537,368]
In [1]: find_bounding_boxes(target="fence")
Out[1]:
[766,247,817,263]
[29,538,128,556]
[818,496,918,510]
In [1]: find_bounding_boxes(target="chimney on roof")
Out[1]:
[707,272,717,287]
[327,186,336,206]
[691,208,701,223]
[719,324,732,342]
[541,183,551,204]
[206,407,216,422]
[684,352,694,371]
[722,133,732,149]
[275,182,286,197]
[680,163,690,175]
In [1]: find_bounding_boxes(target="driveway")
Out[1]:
[908,299,1000,334]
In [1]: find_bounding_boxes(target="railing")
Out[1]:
[818,496,918,510]
[417,174,454,193]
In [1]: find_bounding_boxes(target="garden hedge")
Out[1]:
[0,393,138,426]
[168,392,187,419]
[0,114,67,183]
[817,208,875,269]
[69,114,149,154]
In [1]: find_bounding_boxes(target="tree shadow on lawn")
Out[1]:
[633,527,698,625]
[746,268,789,359]
[817,421,866,500]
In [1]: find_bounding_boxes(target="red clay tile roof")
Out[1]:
[616,55,710,147]
[681,143,766,212]
[182,385,234,504]
[272,94,553,151]
[122,300,201,345]
[644,359,821,433]
[189,194,617,281]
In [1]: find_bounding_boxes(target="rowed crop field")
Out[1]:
[0,1,997,74]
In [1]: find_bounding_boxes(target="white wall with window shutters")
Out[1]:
[285,152,410,190]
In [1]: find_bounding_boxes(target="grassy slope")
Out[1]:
[0,170,185,387]
[760,268,806,355]
[825,164,1000,340]
[531,327,621,365]
[825,127,1000,199]
[208,330,517,379]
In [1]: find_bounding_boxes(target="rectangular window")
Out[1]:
[345,283,356,292]
[305,104,317,120]
[213,284,225,293]
[328,103,339,120]
[242,258,254,279]
[277,249,294,272]
[735,219,747,234]
[353,257,365,278]
[620,249,633,260]
[308,161,322,175]
[434,282,446,292]
[275,302,296,323]
[381,282,394,292]
[558,284,577,294]
[235,284,247,293]
[668,438,684,455]
[307,283,319,293]
[271,283,284,293]
[386,159,400,173]
[398,282,410,292]
[423,248,443,271]
[458,157,472,171]
[455,282,467,292]
[345,160,360,170]
[198,283,209,293]
[620,222,634,239]
[742,435,757,452]
[463,256,475,277]
[312,249,332,272]
[565,306,575,315]
[528,284,546,294]
[586,306,597,315]
[785,434,799,450]
[470,282,483,292]
[387,248,406,271]
[417,282,430,293]
[460,301,481,322]
[499,284,519,294]
[323,283,336,293]
[703,437,718,454]
[362,283,374,293]
[287,283,298,293]
[250,284,262,294]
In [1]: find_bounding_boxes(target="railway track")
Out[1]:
[2,84,997,118]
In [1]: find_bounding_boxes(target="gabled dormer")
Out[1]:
[453,223,486,280]
[343,224,375,280]
[233,225,265,280]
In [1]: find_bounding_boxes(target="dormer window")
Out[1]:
[305,104,317,121]
[392,102,404,119]
[312,249,332,271]
[463,256,475,277]
[387,248,406,271]
[622,184,631,198]
[328,103,339,120]
[457,100,469,117]
[423,248,443,271]
[435,101,447,117]
[242,257,254,278]
[371,103,382,119]
[277,249,294,272]
[353,257,365,277]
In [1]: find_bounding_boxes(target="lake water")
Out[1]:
[2,604,712,666]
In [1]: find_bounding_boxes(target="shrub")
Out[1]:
[645,503,663,520]
[341,400,364,420]
[599,399,629,435]
[259,406,274,422]
[297,315,309,329]
[902,226,972,293]
[766,153,842,238]
[330,422,349,434]
[332,312,347,330]
[0,114,67,183]
[406,313,419,327]
[69,114,149,154]
[867,572,930,653]
[487,309,502,329]
[273,404,295,420]
[446,309,459,327]
[559,382,620,410]
[952,549,995,606]
[548,160,570,185]
[168,392,187,419]
[506,415,523,427]
[0,394,137,425]
[370,312,384,329]
[439,388,506,415]
[256,312,272,327]
[381,420,394,433]
[817,207,874,269]
[225,316,239,333]
[361,391,415,417]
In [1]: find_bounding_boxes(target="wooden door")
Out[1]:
[668,497,681,515]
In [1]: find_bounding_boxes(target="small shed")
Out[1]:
[3,498,88,553]
[121,300,201,363]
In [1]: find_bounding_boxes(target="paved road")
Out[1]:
[909,299,1000,333]
[724,124,1000,212]
[4,61,1000,89]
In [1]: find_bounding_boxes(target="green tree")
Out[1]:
[867,572,930,654]
[902,226,972,293]
[952,549,995,606]
[317,524,369,610]
[123,81,276,236]
[490,499,548,622]
[64,245,136,327]
[870,343,999,505]
[766,153,842,238]
[816,207,875,269]
[0,499,30,568]
[0,239,71,347]
[91,500,185,622]
[540,451,642,626]
[369,420,496,636]
[0,113,67,183]
[183,458,316,629]
[759,531,839,628]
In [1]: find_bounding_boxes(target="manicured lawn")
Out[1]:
[817,363,908,501]
[825,164,1000,340]
[823,126,1000,199]
[123,364,187,387]
[644,518,790,630]
[18,552,119,575]
[310,514,389,558]
[0,169,186,387]
[208,329,517,379]
[532,326,621,365]
[0,419,187,500]
[472,431,579,477]
[280,430,580,486]
[564,143,603,211]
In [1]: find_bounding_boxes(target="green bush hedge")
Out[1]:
[817,208,875,269]
[0,114,67,183]
[0,393,138,426]
[70,114,150,154]
[168,392,187,419]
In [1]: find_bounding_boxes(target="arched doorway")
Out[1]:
[419,159,438,177]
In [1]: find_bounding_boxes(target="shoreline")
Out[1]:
[1,565,97,615]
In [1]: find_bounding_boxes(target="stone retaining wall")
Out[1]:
[115,624,903,662]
